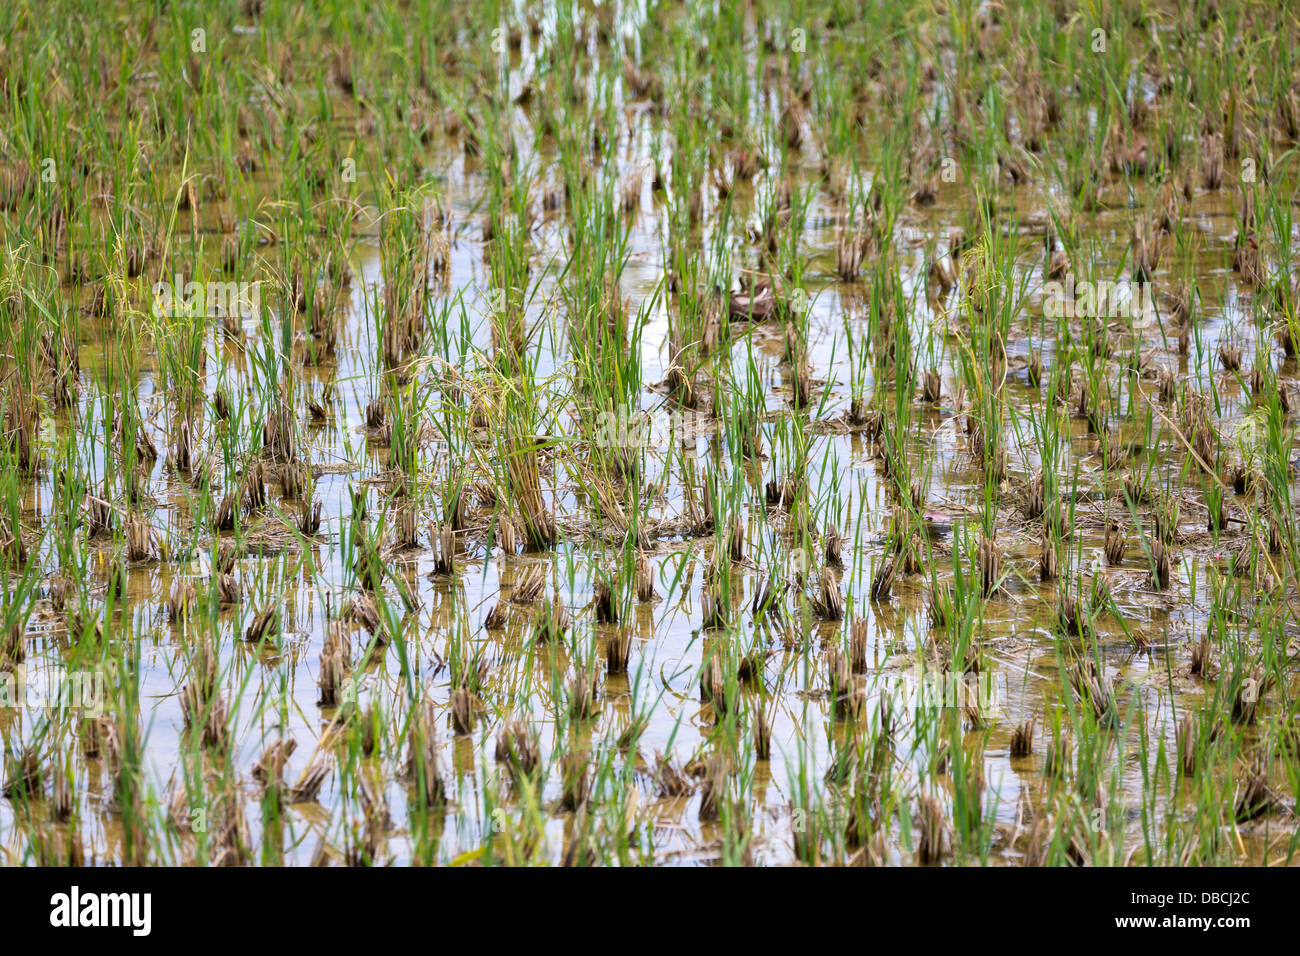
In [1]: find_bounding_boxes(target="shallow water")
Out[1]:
[2,3,1299,866]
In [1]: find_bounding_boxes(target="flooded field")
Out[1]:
[2,0,1300,866]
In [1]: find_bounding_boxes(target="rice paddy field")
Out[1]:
[3,0,1300,869]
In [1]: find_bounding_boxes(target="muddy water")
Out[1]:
[2,45,1297,866]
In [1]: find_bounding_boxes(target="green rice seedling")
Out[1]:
[3,0,1300,869]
